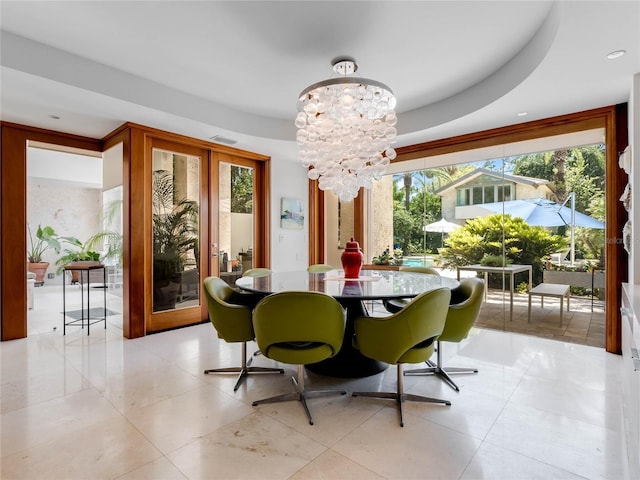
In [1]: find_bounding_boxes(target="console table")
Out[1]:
[62,263,107,335]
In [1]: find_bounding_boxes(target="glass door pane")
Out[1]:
[366,141,607,347]
[218,162,254,285]
[152,148,200,312]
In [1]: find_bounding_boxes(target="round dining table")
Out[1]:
[235,269,459,378]
[236,270,458,378]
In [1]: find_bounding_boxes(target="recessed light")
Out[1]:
[48,114,61,120]
[606,50,626,60]
[516,112,528,117]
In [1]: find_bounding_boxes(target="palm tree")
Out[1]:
[85,198,123,268]
[403,172,412,210]
[554,149,567,200]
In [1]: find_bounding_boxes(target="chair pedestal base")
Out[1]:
[404,347,478,392]
[252,365,346,425]
[204,342,284,391]
[352,364,450,427]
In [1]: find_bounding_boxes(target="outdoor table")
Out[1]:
[456,264,532,321]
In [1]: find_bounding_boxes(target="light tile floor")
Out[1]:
[1,285,629,479]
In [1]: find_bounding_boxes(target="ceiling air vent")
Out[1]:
[209,135,237,145]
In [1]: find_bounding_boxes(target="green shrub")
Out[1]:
[439,214,567,285]
[480,254,512,267]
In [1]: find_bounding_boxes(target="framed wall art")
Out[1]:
[280,197,304,230]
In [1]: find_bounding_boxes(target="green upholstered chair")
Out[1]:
[383,266,441,314]
[307,263,336,273]
[405,277,484,391]
[241,268,272,357]
[202,276,283,391]
[233,267,271,310]
[400,266,440,275]
[352,287,452,427]
[251,291,347,425]
[242,267,271,277]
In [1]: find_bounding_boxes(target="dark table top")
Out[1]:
[235,269,458,300]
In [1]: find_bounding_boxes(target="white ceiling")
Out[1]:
[1,1,638,160]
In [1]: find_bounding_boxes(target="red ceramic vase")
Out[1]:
[341,238,363,279]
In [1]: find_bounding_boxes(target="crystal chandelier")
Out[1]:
[295,57,397,202]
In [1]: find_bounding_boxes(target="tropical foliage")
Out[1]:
[152,170,199,281]
[27,224,61,263]
[55,236,101,273]
[391,177,443,254]
[85,198,123,268]
[230,166,253,213]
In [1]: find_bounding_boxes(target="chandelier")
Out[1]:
[295,57,397,202]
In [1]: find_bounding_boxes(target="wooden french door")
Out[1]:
[146,138,209,332]
[210,152,268,286]
[123,124,271,337]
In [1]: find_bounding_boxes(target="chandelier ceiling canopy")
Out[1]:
[295,57,397,202]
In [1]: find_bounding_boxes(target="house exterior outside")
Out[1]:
[434,168,555,223]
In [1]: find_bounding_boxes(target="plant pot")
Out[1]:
[153,275,181,311]
[28,261,49,286]
[543,270,604,289]
[67,260,104,285]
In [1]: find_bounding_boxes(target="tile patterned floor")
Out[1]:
[1,284,628,479]
[470,289,605,348]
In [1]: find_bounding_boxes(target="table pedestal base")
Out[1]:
[305,299,389,378]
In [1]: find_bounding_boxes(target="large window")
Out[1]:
[367,141,607,347]
[456,184,511,206]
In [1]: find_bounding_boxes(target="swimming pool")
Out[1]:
[402,256,434,267]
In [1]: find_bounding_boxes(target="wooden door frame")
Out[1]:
[213,152,271,270]
[102,123,270,337]
[308,104,629,353]
[307,185,365,265]
[1,122,102,341]
[1,121,270,341]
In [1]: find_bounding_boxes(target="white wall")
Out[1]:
[27,182,102,285]
[28,148,104,285]
[229,212,253,261]
[103,142,123,191]
[269,156,309,272]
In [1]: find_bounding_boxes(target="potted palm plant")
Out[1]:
[55,236,102,284]
[27,224,61,285]
[86,198,123,270]
[152,170,199,311]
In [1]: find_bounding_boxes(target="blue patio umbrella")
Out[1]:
[474,193,604,265]
[474,197,604,229]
